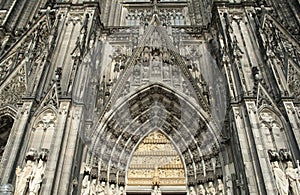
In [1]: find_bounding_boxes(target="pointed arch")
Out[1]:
[258,107,289,152]
[89,83,223,187]
[29,107,57,151]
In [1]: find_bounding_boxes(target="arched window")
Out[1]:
[0,115,14,161]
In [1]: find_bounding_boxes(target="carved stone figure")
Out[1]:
[151,185,161,195]
[272,161,289,195]
[198,184,206,195]
[81,174,90,195]
[28,159,45,195]
[189,186,197,195]
[90,179,97,195]
[217,179,224,195]
[119,186,126,195]
[15,159,35,195]
[151,52,161,74]
[143,46,151,62]
[285,161,300,195]
[108,184,116,195]
[96,181,106,195]
[207,182,216,195]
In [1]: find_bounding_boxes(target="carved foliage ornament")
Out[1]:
[0,66,26,107]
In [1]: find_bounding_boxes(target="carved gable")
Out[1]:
[96,15,210,115]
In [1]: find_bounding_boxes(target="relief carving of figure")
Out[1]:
[28,159,45,195]
[285,161,300,195]
[272,161,289,195]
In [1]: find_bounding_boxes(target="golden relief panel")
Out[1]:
[127,131,186,186]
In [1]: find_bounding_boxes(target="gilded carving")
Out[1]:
[127,131,185,186]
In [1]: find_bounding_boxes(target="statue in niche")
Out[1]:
[108,184,116,195]
[96,181,106,195]
[90,179,97,195]
[163,63,170,79]
[198,184,206,195]
[189,186,197,195]
[119,186,126,195]
[272,161,289,195]
[217,179,224,195]
[162,47,169,63]
[81,174,90,195]
[15,159,36,195]
[151,185,161,195]
[207,182,216,195]
[285,161,300,195]
[133,64,141,84]
[28,158,46,195]
[143,46,151,62]
[151,51,161,74]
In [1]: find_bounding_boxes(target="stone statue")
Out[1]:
[143,46,151,62]
[217,179,224,195]
[151,52,161,74]
[90,179,97,195]
[151,185,161,195]
[28,159,45,195]
[198,184,206,195]
[189,186,197,195]
[285,161,300,195]
[119,186,126,195]
[15,159,35,195]
[96,181,106,195]
[207,182,216,195]
[272,161,289,195]
[81,174,90,195]
[108,184,116,195]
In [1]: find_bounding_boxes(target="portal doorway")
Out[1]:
[127,131,186,193]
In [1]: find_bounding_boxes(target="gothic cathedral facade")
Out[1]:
[0,0,299,194]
